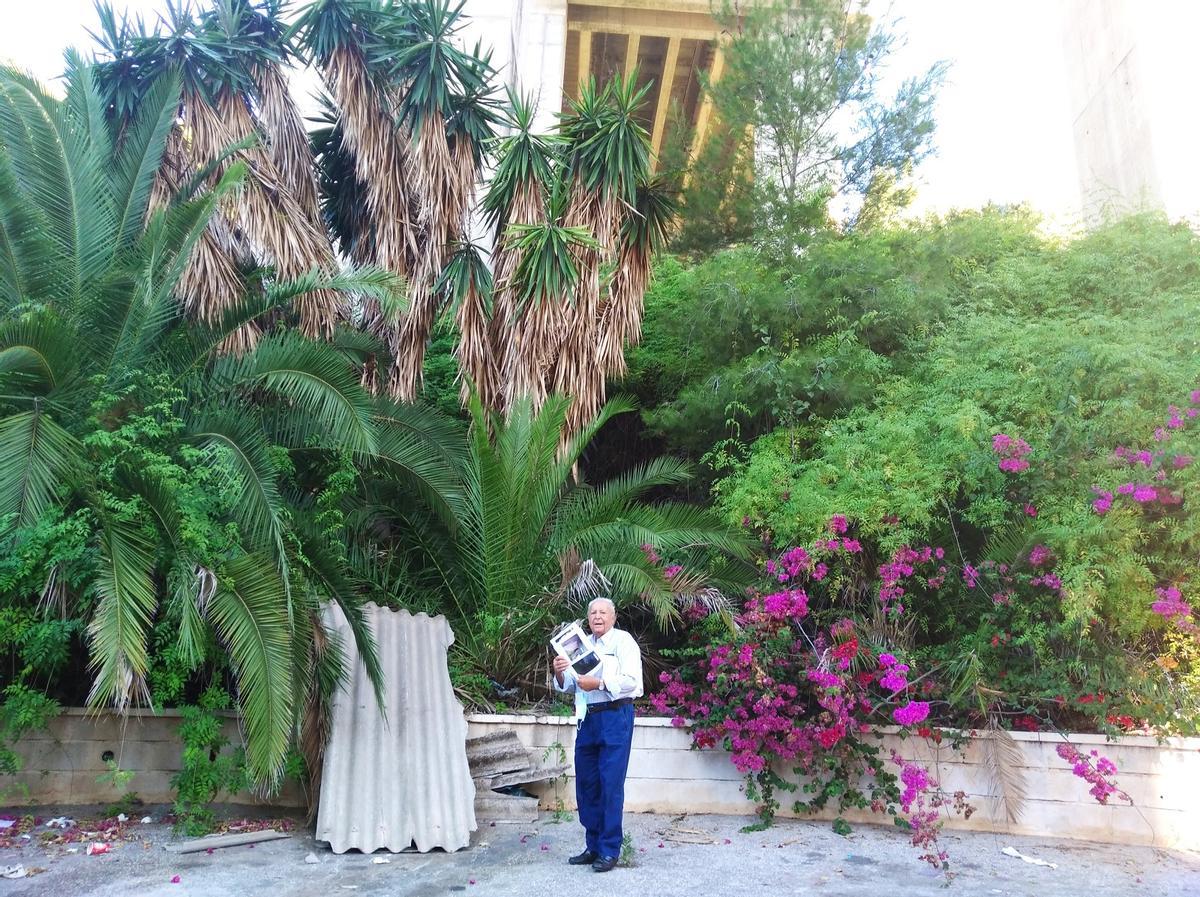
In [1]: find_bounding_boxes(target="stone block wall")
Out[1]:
[466,714,1200,850]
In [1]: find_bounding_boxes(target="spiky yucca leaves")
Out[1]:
[481,90,557,414]
[385,2,498,401]
[295,0,421,362]
[596,176,678,379]
[93,0,342,341]
[503,183,598,412]
[437,243,496,409]
[551,75,652,435]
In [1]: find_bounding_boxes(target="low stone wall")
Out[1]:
[7,708,305,808]
[466,713,1200,850]
[10,708,1198,850]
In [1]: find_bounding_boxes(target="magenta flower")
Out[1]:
[892,701,930,726]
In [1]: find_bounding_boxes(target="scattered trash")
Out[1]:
[141,817,153,824]
[304,853,320,865]
[539,844,548,851]
[469,879,476,885]
[1,865,27,879]
[723,839,732,845]
[1001,846,1057,869]
[66,848,78,854]
[117,814,129,823]
[46,817,75,829]
[170,875,181,884]
[371,857,390,864]
[86,842,111,856]
[0,820,14,830]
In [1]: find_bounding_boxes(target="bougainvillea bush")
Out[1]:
[651,519,977,871]
[651,510,1145,873]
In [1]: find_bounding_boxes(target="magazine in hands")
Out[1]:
[550,621,602,677]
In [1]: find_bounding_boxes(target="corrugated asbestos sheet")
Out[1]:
[316,604,476,853]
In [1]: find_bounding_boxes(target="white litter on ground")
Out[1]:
[1002,846,1058,869]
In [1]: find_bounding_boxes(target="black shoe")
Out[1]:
[568,850,597,866]
[591,856,618,873]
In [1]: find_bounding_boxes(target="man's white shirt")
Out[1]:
[554,627,643,719]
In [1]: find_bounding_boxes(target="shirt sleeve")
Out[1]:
[598,631,643,699]
[553,664,577,694]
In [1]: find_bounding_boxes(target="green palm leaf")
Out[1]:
[0,65,115,304]
[0,408,81,533]
[213,333,377,456]
[0,148,56,307]
[207,552,295,788]
[87,516,158,710]
[110,68,182,249]
[187,409,288,567]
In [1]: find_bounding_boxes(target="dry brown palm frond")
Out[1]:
[596,223,655,378]
[212,89,341,340]
[252,60,323,227]
[326,45,417,279]
[390,115,459,401]
[505,282,564,413]
[982,714,1028,824]
[551,183,621,437]
[454,277,497,411]
[299,610,332,823]
[489,179,547,417]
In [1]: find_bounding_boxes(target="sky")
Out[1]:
[0,0,1091,225]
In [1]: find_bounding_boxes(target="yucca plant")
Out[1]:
[551,74,653,435]
[596,175,678,379]
[482,90,559,414]
[92,0,342,345]
[0,61,453,789]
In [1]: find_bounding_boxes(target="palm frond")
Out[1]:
[212,333,377,456]
[86,516,158,711]
[982,715,1028,824]
[207,552,295,788]
[187,409,289,566]
[0,409,81,534]
[110,68,182,249]
[0,65,116,305]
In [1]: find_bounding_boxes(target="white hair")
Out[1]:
[587,597,616,615]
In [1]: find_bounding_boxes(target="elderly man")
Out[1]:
[552,597,643,873]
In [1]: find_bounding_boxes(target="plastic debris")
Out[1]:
[86,843,111,856]
[170,875,181,884]
[1001,846,1057,869]
[371,857,390,864]
[46,817,75,829]
[0,820,14,830]
[1,865,27,879]
[117,814,129,823]
[141,817,153,825]
[304,853,320,865]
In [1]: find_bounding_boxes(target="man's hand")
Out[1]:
[552,655,569,676]
[576,675,603,692]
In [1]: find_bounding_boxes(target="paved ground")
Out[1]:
[0,806,1196,897]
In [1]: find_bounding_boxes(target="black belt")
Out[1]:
[588,698,632,713]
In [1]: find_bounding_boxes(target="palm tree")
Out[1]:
[91,0,341,347]
[296,0,498,399]
[0,61,451,788]
[345,392,752,689]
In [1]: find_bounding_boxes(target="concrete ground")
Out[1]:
[0,806,1196,897]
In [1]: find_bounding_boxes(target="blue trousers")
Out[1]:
[574,704,634,858]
